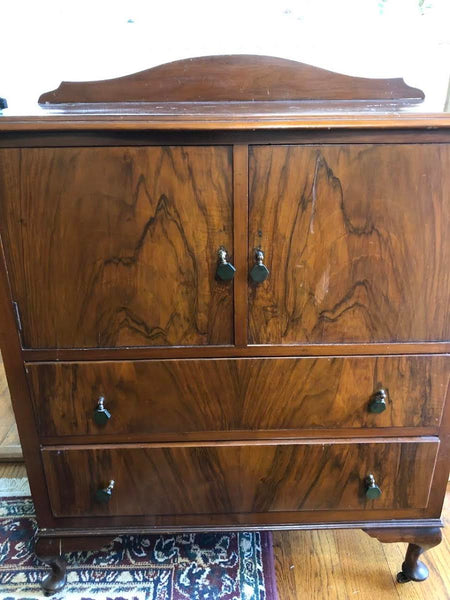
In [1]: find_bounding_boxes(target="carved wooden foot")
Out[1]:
[40,556,67,596]
[35,538,67,595]
[396,540,438,583]
[35,534,115,595]
[363,527,442,584]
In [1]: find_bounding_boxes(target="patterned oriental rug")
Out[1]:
[0,480,278,600]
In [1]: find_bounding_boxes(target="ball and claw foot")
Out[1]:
[40,556,67,596]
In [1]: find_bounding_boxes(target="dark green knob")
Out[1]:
[95,480,115,503]
[369,389,387,414]
[216,248,236,281]
[250,249,269,283]
[93,396,111,426]
[365,474,382,500]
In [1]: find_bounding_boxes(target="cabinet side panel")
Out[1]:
[0,149,54,526]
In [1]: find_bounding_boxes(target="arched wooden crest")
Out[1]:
[39,55,424,104]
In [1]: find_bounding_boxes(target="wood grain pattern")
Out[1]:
[274,524,398,600]
[2,111,450,132]
[1,129,450,150]
[21,342,450,362]
[233,145,249,347]
[0,146,233,349]
[0,462,27,477]
[38,56,424,104]
[41,440,438,518]
[0,214,54,524]
[0,352,22,460]
[249,144,450,344]
[273,488,450,600]
[28,355,449,439]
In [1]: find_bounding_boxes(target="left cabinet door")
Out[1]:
[0,146,234,348]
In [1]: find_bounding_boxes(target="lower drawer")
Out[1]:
[42,438,439,518]
[29,355,448,439]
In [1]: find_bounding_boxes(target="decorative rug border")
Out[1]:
[0,490,279,599]
[0,477,30,496]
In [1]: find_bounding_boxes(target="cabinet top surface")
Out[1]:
[1,55,450,131]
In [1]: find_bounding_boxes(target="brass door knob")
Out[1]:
[93,396,111,426]
[95,480,115,503]
[365,474,382,500]
[368,389,387,414]
[216,247,236,281]
[250,249,269,283]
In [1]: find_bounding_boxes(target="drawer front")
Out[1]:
[249,144,450,344]
[0,146,233,348]
[42,439,439,517]
[29,356,448,438]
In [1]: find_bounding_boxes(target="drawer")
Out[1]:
[42,439,439,517]
[29,356,448,438]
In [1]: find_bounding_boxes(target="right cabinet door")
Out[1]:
[248,144,450,344]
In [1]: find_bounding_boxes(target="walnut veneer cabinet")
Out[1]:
[0,56,449,594]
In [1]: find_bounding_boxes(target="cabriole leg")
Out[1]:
[39,555,67,596]
[363,526,442,584]
[35,533,115,595]
[35,537,67,595]
[397,539,439,583]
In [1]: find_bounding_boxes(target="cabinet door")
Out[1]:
[0,146,233,348]
[249,145,450,344]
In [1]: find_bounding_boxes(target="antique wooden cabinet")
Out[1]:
[0,56,449,594]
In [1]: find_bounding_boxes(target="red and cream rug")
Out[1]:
[0,478,278,600]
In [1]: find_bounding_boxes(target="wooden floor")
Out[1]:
[0,353,22,460]
[1,367,449,599]
[1,462,449,599]
[273,491,450,599]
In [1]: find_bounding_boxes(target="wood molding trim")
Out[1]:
[35,519,444,538]
[38,55,425,105]
[233,145,249,347]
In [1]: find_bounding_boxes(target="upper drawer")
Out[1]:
[249,144,450,344]
[0,146,233,349]
[28,355,448,439]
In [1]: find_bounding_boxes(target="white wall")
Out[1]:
[1,0,449,110]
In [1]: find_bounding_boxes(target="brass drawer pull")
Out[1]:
[93,396,111,426]
[368,389,388,414]
[365,474,382,500]
[250,248,269,283]
[216,247,236,281]
[95,480,115,503]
